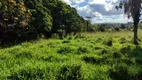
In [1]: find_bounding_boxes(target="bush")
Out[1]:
[119,37,127,44]
[120,45,132,54]
[109,64,136,80]
[8,68,45,80]
[15,50,33,59]
[114,27,120,31]
[103,38,113,46]
[58,46,73,54]
[57,64,83,80]
[77,47,89,54]
[82,56,98,64]
[51,33,60,39]
[113,52,122,58]
[82,56,106,64]
[101,49,108,54]
[62,40,70,44]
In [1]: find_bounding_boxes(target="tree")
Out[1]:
[24,0,86,37]
[43,0,86,35]
[86,16,92,32]
[0,0,34,44]
[23,0,53,35]
[117,0,142,44]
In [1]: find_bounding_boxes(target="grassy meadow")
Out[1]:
[0,31,142,80]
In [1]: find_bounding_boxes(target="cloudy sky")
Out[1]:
[61,0,133,24]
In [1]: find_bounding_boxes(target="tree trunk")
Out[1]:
[133,23,138,45]
[133,9,140,45]
[86,21,89,32]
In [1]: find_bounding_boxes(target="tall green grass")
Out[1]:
[0,31,142,80]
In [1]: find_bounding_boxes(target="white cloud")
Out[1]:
[88,0,118,11]
[76,5,96,18]
[112,0,118,3]
[61,0,72,5]
[105,3,113,11]
[88,0,105,4]
[91,14,133,24]
[72,0,85,4]
[62,0,85,4]
[88,0,118,4]
[62,0,132,24]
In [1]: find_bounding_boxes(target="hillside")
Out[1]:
[1,0,142,80]
[0,31,142,79]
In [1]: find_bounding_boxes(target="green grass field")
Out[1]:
[0,31,142,80]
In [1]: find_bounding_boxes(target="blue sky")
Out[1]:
[61,0,133,24]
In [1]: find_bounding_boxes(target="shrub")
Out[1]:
[120,37,127,44]
[101,49,108,54]
[82,56,106,64]
[57,64,83,80]
[78,34,85,39]
[82,56,98,64]
[122,58,134,64]
[120,45,132,54]
[77,47,89,54]
[58,46,73,54]
[136,59,142,64]
[109,64,136,80]
[8,68,45,80]
[62,40,70,44]
[103,38,113,46]
[113,52,122,58]
[51,33,60,39]
[15,50,33,59]
[114,27,120,31]
[96,38,103,43]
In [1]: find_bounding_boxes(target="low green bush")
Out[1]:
[103,38,113,46]
[77,47,89,54]
[57,64,83,80]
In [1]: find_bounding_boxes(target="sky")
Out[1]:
[61,0,133,24]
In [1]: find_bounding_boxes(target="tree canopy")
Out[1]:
[0,0,87,44]
[117,0,142,44]
[0,0,34,44]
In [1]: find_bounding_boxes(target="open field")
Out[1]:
[0,31,142,80]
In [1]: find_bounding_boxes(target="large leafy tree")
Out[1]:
[43,0,86,35]
[117,0,142,44]
[0,0,33,43]
[23,0,53,35]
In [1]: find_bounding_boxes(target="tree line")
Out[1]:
[0,0,86,44]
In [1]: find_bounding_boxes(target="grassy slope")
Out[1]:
[0,31,142,80]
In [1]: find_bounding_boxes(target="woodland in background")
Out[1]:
[0,0,142,45]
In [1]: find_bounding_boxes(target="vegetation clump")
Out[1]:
[77,47,89,54]
[58,46,73,54]
[109,64,136,80]
[103,38,113,46]
[8,68,45,80]
[57,64,83,80]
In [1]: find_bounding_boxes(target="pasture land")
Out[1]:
[0,31,142,80]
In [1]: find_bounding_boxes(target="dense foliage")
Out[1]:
[23,0,86,35]
[0,0,36,44]
[0,0,86,44]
